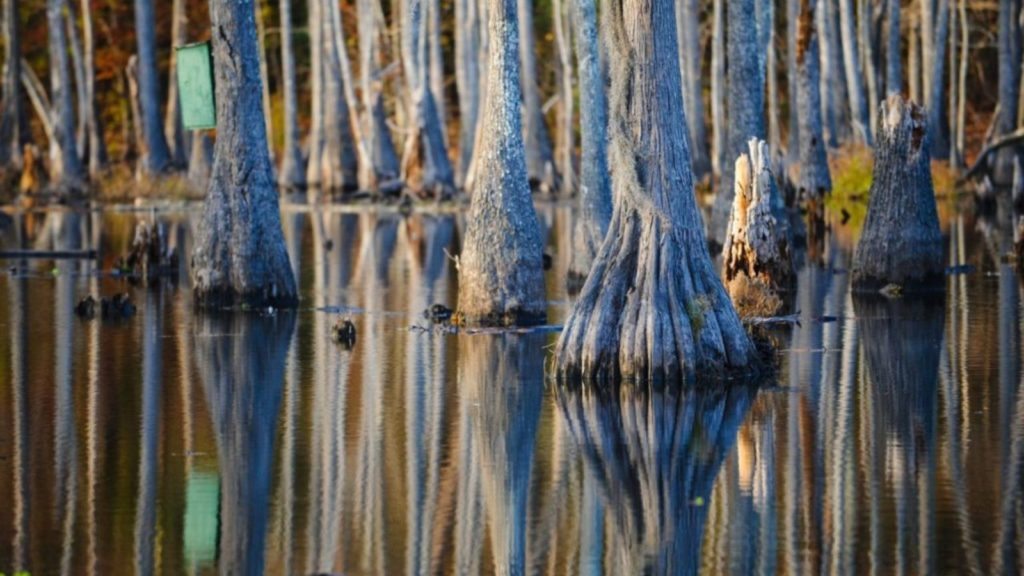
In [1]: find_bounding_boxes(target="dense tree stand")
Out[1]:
[190,0,298,309]
[852,95,944,292]
[555,0,758,382]
[456,0,546,326]
[723,139,794,317]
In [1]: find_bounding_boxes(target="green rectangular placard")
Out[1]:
[176,42,216,130]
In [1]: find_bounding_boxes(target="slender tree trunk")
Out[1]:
[921,0,935,100]
[996,0,1021,182]
[191,0,298,309]
[679,0,710,179]
[710,0,725,178]
[457,0,546,325]
[306,0,324,187]
[710,0,766,250]
[134,0,172,174]
[798,0,832,200]
[47,0,84,188]
[255,0,274,163]
[188,131,213,190]
[909,13,921,102]
[824,0,852,143]
[401,0,457,198]
[278,0,305,188]
[357,0,401,190]
[765,0,784,164]
[928,0,949,158]
[0,0,23,169]
[553,0,574,195]
[887,0,901,94]
[317,0,359,191]
[788,0,801,162]
[428,0,447,133]
[64,3,87,161]
[838,0,871,144]
[852,96,943,291]
[859,0,880,137]
[454,0,482,185]
[953,0,968,168]
[517,0,559,194]
[568,0,611,289]
[81,0,107,175]
[556,0,758,381]
[817,0,838,146]
[165,0,188,168]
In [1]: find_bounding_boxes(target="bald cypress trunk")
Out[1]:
[357,0,401,190]
[0,0,23,169]
[886,0,901,94]
[277,0,305,188]
[47,0,84,189]
[191,0,298,309]
[710,0,766,250]
[401,0,456,198]
[518,0,559,195]
[556,0,758,381]
[838,0,871,144]
[457,0,546,326]
[134,0,172,174]
[81,0,107,175]
[454,0,482,185]
[928,0,950,158]
[852,96,943,291]
[821,0,851,144]
[678,0,710,179]
[567,0,611,290]
[165,0,188,168]
[797,0,832,200]
[995,0,1021,182]
[710,0,725,178]
[553,0,575,196]
[787,0,801,162]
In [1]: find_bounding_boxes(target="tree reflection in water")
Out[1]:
[556,382,758,575]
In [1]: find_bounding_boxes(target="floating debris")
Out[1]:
[75,295,97,318]
[331,318,357,349]
[114,221,179,284]
[424,303,453,324]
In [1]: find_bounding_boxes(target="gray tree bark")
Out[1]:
[837,0,871,144]
[723,139,795,317]
[797,0,833,200]
[80,0,107,175]
[0,0,23,169]
[357,0,401,190]
[134,0,173,174]
[927,0,950,158]
[191,0,298,309]
[556,0,758,381]
[678,0,710,179]
[710,0,766,251]
[788,0,801,162]
[710,0,725,177]
[455,0,482,184]
[859,0,880,137]
[553,0,575,196]
[567,0,612,291]
[255,0,274,163]
[47,0,84,188]
[164,0,188,168]
[518,0,559,194]
[428,0,447,133]
[277,0,305,188]
[64,3,87,160]
[401,0,457,198]
[886,0,901,94]
[909,15,921,102]
[821,0,851,144]
[852,95,944,291]
[995,0,1021,182]
[457,0,546,326]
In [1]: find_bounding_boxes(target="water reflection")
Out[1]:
[0,206,1022,575]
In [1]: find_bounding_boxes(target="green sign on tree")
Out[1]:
[176,42,216,130]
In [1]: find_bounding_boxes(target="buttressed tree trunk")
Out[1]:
[278,0,305,189]
[567,0,612,291]
[47,0,85,189]
[134,0,173,174]
[518,0,559,194]
[852,95,944,292]
[723,139,795,317]
[456,0,546,326]
[555,0,759,382]
[0,0,23,169]
[796,0,832,200]
[357,0,401,191]
[710,0,766,251]
[401,0,457,199]
[191,0,299,309]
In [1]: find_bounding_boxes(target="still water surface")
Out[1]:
[0,201,1021,575]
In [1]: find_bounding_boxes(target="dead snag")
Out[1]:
[852,95,944,292]
[723,139,795,317]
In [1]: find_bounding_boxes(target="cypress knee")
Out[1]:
[554,0,759,382]
[723,139,795,317]
[852,95,944,292]
[190,0,299,309]
[456,0,546,326]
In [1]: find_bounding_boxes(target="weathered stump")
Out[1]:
[554,0,758,382]
[722,139,794,317]
[852,96,944,292]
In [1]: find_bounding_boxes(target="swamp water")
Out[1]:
[0,201,1020,575]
